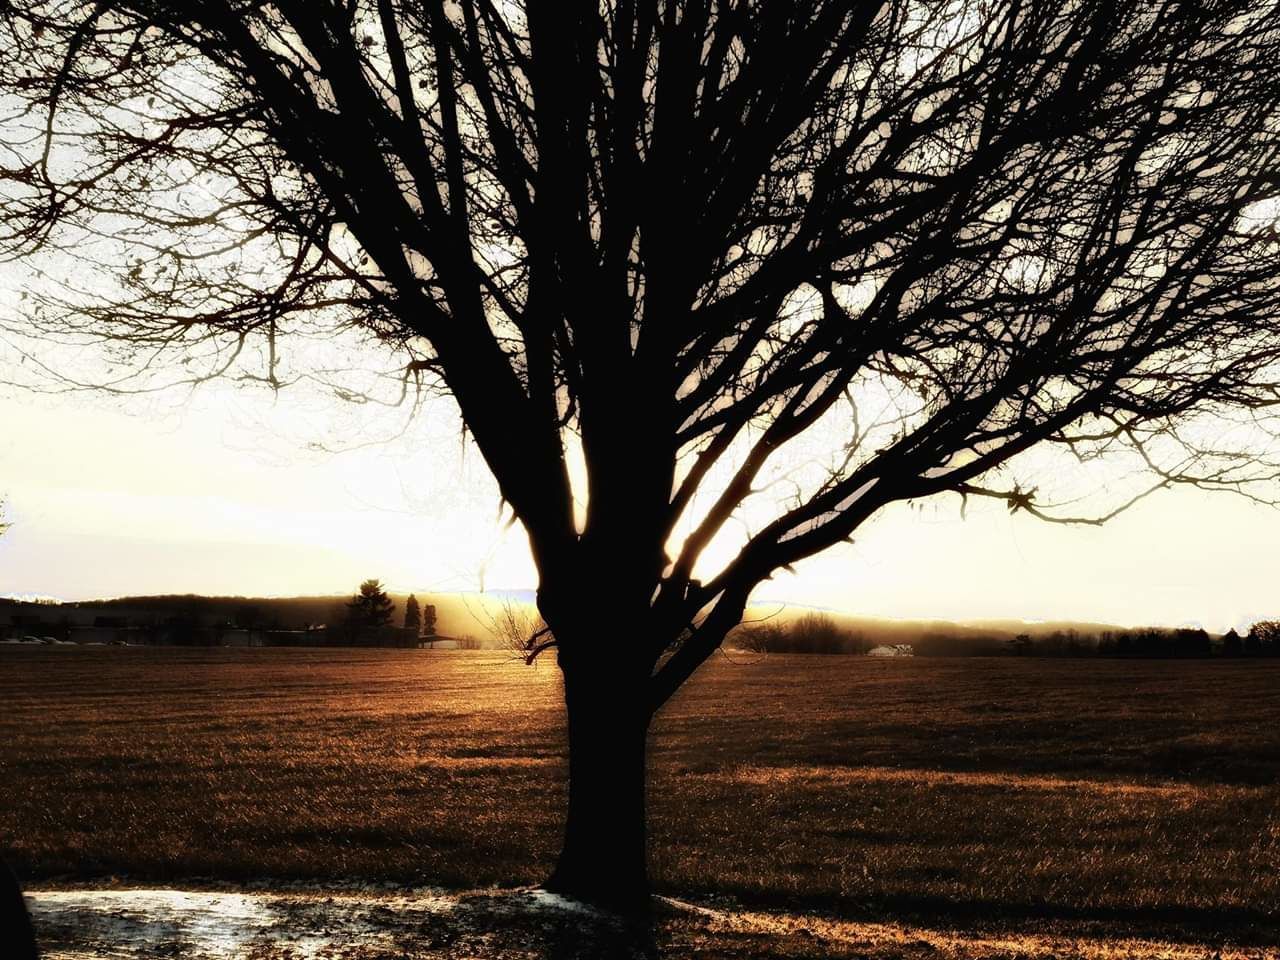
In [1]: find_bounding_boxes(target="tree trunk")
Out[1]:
[545,657,652,912]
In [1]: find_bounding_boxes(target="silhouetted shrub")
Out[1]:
[732,613,867,655]
[1246,621,1280,657]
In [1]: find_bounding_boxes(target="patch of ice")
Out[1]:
[521,887,620,920]
[26,885,1270,960]
[29,887,457,960]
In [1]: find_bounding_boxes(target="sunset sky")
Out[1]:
[2,352,1279,634]
[1,4,1278,641]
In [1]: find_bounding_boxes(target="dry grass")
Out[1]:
[2,647,1277,944]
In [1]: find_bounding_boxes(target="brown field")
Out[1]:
[2,647,1278,950]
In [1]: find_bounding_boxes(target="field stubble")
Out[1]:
[1,647,1277,948]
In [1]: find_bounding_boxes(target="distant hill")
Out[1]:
[1,590,1210,654]
[0,591,527,646]
[735,605,1175,656]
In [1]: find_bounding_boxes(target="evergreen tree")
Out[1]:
[1222,629,1244,657]
[347,580,396,630]
[404,594,421,636]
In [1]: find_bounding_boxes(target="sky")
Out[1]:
[2,366,1279,634]
[2,14,1278,638]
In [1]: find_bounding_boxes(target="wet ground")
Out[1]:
[27,887,1280,959]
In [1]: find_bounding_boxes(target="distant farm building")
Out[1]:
[867,644,914,657]
[417,635,464,649]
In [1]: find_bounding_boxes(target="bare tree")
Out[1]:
[486,596,552,663]
[3,1,1280,906]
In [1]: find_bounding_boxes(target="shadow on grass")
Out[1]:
[504,913,658,960]
[455,890,659,960]
[695,885,1280,948]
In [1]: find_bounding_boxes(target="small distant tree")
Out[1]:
[491,599,553,663]
[1244,626,1265,656]
[1247,621,1280,657]
[1221,629,1244,656]
[347,580,396,631]
[789,612,863,655]
[1008,634,1034,656]
[728,619,786,654]
[1041,630,1066,655]
[732,612,864,654]
[404,594,422,636]
[422,604,438,638]
[1172,627,1211,658]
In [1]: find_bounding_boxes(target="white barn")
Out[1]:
[867,644,914,657]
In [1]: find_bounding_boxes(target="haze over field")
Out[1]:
[2,382,1278,634]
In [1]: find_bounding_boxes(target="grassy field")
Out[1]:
[2,646,1278,948]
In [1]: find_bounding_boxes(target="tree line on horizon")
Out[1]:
[6,591,1280,659]
[732,612,1280,659]
[0,580,479,647]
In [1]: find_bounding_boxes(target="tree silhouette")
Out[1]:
[1221,628,1243,656]
[347,579,396,630]
[1247,620,1280,656]
[4,1,1280,906]
[404,593,421,636]
[1244,628,1264,656]
[0,860,38,960]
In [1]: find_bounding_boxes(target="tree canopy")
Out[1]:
[3,5,1278,691]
